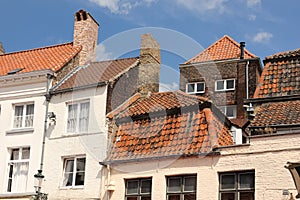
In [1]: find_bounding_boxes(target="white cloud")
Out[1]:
[247,0,261,7]
[175,0,228,14]
[96,44,114,61]
[159,82,179,92]
[248,14,256,21]
[253,32,273,43]
[88,0,156,14]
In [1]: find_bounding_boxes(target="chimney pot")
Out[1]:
[240,41,245,59]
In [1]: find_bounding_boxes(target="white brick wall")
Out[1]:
[103,132,300,200]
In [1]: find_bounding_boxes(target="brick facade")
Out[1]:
[180,58,262,119]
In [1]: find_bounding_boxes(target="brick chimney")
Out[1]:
[0,42,5,55]
[73,10,99,66]
[138,33,160,95]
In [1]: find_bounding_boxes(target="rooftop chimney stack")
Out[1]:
[73,10,99,66]
[0,42,5,55]
[240,41,245,59]
[138,33,161,95]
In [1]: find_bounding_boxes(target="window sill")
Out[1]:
[6,128,34,134]
[0,192,35,198]
[59,186,84,190]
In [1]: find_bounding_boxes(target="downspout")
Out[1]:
[40,73,53,171]
[107,164,111,200]
[246,60,249,99]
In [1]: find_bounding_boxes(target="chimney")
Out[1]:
[73,10,99,66]
[138,34,160,95]
[240,41,245,59]
[0,42,5,55]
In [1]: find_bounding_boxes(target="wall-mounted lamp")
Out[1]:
[33,170,48,199]
[47,112,56,124]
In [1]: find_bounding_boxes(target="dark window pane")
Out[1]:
[239,173,254,189]
[240,191,254,200]
[77,158,86,171]
[141,196,151,200]
[217,81,224,90]
[221,193,235,200]
[127,180,139,194]
[11,149,19,160]
[75,172,85,185]
[141,179,151,194]
[126,197,138,200]
[22,148,30,159]
[196,83,204,92]
[168,194,180,200]
[226,80,234,89]
[187,84,195,93]
[226,107,235,117]
[184,193,196,200]
[184,176,196,192]
[221,174,235,190]
[168,177,181,192]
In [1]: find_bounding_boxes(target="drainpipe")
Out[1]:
[107,164,111,200]
[40,73,53,171]
[246,60,249,99]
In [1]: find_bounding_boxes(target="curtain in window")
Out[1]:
[10,162,29,192]
[79,102,89,132]
[14,106,23,128]
[67,104,78,132]
[25,104,34,127]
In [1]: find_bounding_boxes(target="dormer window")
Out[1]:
[215,79,235,91]
[186,82,205,94]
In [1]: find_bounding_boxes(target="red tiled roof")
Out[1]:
[105,91,233,163]
[54,57,139,91]
[250,100,300,127]
[0,42,81,76]
[185,35,256,64]
[254,48,300,98]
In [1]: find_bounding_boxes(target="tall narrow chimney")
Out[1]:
[138,34,160,95]
[240,41,245,59]
[73,10,99,66]
[0,42,5,55]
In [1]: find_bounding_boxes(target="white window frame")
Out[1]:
[66,100,90,133]
[12,103,34,129]
[215,79,235,91]
[186,82,205,94]
[7,147,30,193]
[220,105,237,119]
[61,156,86,188]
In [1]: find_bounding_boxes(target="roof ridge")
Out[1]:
[0,42,76,57]
[95,56,139,63]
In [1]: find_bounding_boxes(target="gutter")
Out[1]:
[50,81,108,95]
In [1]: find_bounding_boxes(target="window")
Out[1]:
[67,101,89,133]
[125,178,152,200]
[219,171,255,200]
[62,156,86,187]
[166,175,196,200]
[215,79,235,91]
[186,82,205,94]
[220,105,237,118]
[7,147,30,192]
[13,103,34,128]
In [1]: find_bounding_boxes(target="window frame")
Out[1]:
[215,79,235,91]
[166,175,197,200]
[7,147,30,192]
[12,102,34,129]
[186,82,205,94]
[61,156,86,188]
[220,105,237,119]
[219,171,255,200]
[125,178,152,200]
[66,100,90,133]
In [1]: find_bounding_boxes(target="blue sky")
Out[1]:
[1,0,299,90]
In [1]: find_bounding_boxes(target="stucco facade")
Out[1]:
[43,86,108,199]
[102,132,299,200]
[0,70,53,199]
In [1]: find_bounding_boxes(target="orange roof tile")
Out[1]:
[254,48,300,98]
[0,42,81,76]
[185,35,257,64]
[53,57,139,91]
[104,91,233,163]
